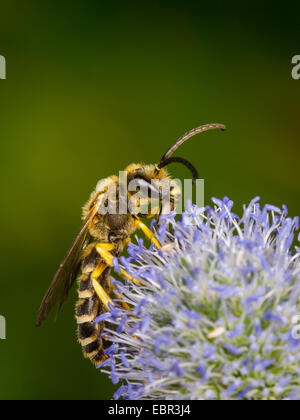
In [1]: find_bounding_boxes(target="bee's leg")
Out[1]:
[91,261,114,310]
[134,218,161,249]
[112,290,131,311]
[95,243,141,285]
[124,237,131,245]
[91,258,131,313]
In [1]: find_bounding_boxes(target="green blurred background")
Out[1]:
[0,0,299,399]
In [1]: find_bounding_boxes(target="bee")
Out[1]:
[36,123,226,365]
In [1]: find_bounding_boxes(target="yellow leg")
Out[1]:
[112,288,132,311]
[91,257,131,312]
[95,243,141,285]
[91,261,114,310]
[124,237,131,245]
[97,243,115,252]
[134,218,161,249]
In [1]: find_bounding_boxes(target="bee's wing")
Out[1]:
[36,207,97,326]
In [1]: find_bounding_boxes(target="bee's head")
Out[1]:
[125,123,226,218]
[125,163,175,217]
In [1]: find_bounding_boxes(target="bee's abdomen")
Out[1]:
[76,268,110,365]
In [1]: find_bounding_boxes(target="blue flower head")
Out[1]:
[97,197,300,400]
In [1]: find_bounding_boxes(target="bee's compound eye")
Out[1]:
[128,176,157,197]
[134,178,150,190]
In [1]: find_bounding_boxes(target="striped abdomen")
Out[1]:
[75,251,111,365]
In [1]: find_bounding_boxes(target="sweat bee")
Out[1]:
[36,123,226,365]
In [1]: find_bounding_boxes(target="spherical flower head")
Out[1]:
[97,197,300,400]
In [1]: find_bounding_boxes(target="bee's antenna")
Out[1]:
[158,123,226,165]
[157,157,199,184]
